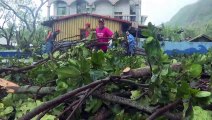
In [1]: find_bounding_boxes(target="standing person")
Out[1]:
[45,29,61,54]
[85,23,91,38]
[126,31,136,56]
[96,18,113,52]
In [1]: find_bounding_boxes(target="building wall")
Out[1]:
[48,0,143,24]
[114,0,130,15]
[52,16,122,41]
[93,1,113,16]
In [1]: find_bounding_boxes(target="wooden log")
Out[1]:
[122,63,182,78]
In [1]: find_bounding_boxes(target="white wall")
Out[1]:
[114,0,130,15]
[69,2,77,14]
[93,1,113,16]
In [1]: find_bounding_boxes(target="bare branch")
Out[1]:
[0,0,32,32]
[5,85,56,94]
[58,100,80,118]
[19,78,111,120]
[0,57,49,75]
[147,99,182,120]
[66,83,103,120]
[18,5,35,18]
[118,79,149,88]
[29,0,48,39]
[94,91,153,114]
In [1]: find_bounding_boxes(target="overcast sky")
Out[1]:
[141,0,198,25]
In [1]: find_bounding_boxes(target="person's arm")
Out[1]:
[45,32,51,41]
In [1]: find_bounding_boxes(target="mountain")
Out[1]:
[168,0,212,26]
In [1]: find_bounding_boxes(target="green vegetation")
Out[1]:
[166,0,212,39]
[169,0,212,26]
[1,24,212,119]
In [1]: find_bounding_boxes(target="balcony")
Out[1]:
[114,15,136,22]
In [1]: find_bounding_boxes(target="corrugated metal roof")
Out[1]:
[189,34,212,42]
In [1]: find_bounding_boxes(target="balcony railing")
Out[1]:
[114,15,136,22]
[45,14,137,23]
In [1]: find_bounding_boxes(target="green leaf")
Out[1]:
[192,106,212,120]
[91,100,102,113]
[90,70,106,81]
[172,59,178,64]
[161,68,169,76]
[57,66,81,79]
[146,37,154,44]
[187,64,202,78]
[177,81,190,98]
[42,53,49,59]
[91,51,105,68]
[151,74,159,83]
[115,110,125,120]
[53,51,60,58]
[195,91,211,98]
[130,90,141,100]
[85,98,102,113]
[41,114,56,120]
[57,81,69,90]
[3,106,13,115]
[68,59,79,68]
[0,103,4,109]
[79,58,90,73]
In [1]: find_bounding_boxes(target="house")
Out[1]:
[47,0,147,24]
[42,13,147,41]
[189,34,212,42]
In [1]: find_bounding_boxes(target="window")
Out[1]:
[77,1,87,13]
[114,12,123,19]
[57,7,66,15]
[57,2,67,16]
[114,12,122,15]
[130,5,136,15]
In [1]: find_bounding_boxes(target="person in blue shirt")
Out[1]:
[126,31,136,56]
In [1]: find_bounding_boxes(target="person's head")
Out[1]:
[55,29,61,33]
[85,23,90,29]
[126,31,130,36]
[98,18,105,29]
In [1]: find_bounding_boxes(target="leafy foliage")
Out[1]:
[1,24,212,119]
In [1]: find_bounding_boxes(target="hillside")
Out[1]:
[168,0,212,26]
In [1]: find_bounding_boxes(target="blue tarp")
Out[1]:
[138,41,212,55]
[2,41,212,58]
[0,50,31,58]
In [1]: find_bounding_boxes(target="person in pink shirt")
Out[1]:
[96,18,113,52]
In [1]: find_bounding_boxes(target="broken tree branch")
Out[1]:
[5,85,56,94]
[58,100,80,119]
[19,77,111,120]
[66,83,103,120]
[0,57,49,75]
[122,63,182,78]
[118,79,149,88]
[147,99,182,120]
[93,91,153,114]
